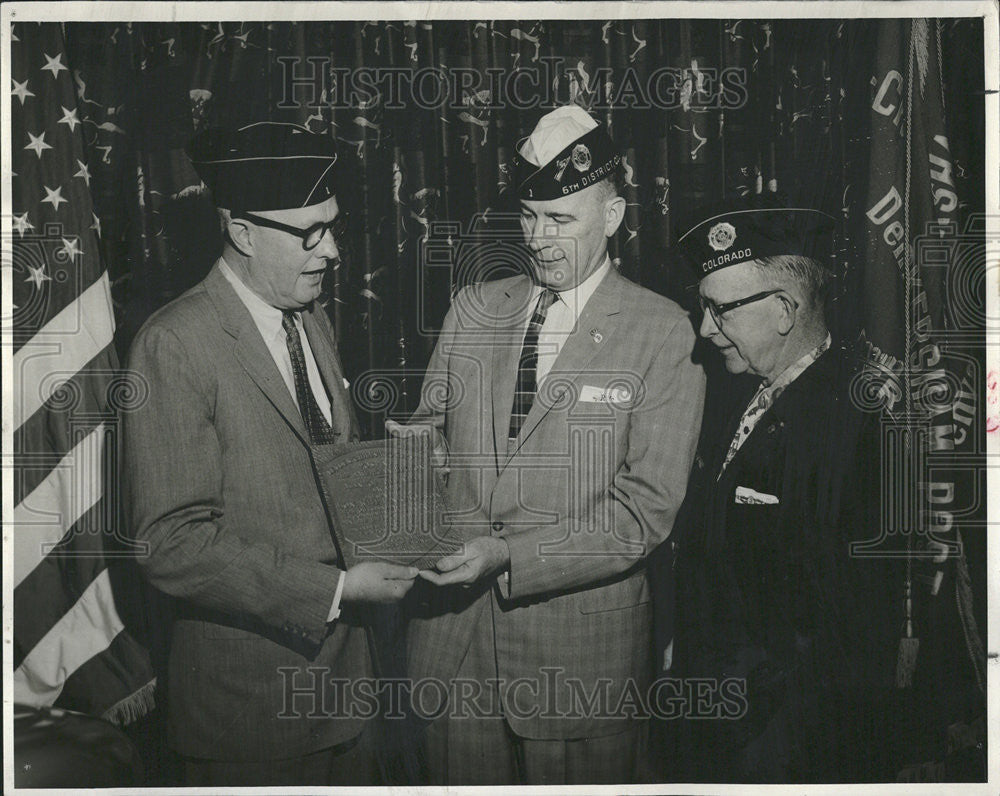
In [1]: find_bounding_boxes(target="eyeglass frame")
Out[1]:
[697,288,797,324]
[234,210,349,251]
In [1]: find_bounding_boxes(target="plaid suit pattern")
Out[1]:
[406,268,706,757]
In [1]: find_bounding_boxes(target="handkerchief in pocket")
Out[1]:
[734,486,779,504]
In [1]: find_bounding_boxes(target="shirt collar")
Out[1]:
[534,256,611,320]
[756,333,832,405]
[219,257,290,343]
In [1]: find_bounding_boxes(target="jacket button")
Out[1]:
[492,521,504,533]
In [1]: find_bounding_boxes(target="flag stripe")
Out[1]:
[13,568,125,709]
[11,20,154,724]
[13,271,114,432]
[13,498,109,669]
[14,423,108,589]
[13,345,116,506]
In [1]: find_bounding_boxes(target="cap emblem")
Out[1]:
[708,221,737,252]
[571,143,592,172]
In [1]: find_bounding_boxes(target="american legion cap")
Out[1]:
[512,105,622,200]
[676,193,836,281]
[186,121,338,213]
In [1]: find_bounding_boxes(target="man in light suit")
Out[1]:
[123,123,418,786]
[398,106,706,785]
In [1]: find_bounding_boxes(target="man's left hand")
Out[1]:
[419,536,510,586]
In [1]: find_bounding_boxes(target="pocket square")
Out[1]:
[735,486,779,505]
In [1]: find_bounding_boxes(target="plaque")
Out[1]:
[311,435,461,569]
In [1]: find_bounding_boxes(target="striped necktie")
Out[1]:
[508,288,558,441]
[282,311,338,445]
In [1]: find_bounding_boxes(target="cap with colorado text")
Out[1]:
[513,105,622,200]
[677,196,836,280]
[186,121,339,213]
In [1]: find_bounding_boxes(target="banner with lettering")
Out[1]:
[861,17,985,778]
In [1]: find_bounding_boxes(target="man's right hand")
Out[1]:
[341,561,419,604]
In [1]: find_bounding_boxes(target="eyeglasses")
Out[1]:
[698,289,794,324]
[237,211,349,251]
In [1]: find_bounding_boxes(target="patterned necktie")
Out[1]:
[719,383,772,477]
[508,288,558,441]
[282,311,338,445]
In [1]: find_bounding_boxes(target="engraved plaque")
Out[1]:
[312,435,461,569]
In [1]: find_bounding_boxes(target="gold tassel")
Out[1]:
[896,635,919,687]
[101,678,157,726]
[896,566,919,688]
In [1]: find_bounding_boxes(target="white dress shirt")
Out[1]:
[529,257,611,385]
[219,258,345,622]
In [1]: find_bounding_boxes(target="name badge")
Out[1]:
[578,384,633,404]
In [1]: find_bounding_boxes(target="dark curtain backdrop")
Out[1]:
[61,19,984,439]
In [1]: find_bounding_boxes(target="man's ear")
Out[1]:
[225,215,253,257]
[775,292,797,336]
[604,195,627,237]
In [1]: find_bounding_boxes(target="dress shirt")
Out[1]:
[530,257,611,385]
[219,258,344,622]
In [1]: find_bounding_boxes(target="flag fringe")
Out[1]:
[101,677,156,727]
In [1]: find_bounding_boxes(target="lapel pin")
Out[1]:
[590,328,603,343]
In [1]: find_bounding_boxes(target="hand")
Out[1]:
[385,419,449,471]
[418,536,510,587]
[341,561,419,604]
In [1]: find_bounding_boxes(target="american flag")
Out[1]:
[10,22,155,723]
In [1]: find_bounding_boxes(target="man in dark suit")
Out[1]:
[397,106,705,785]
[123,123,418,786]
[651,197,901,782]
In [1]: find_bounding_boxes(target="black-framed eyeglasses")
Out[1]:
[237,211,349,251]
[698,289,793,324]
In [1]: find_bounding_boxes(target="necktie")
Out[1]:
[718,384,772,477]
[282,311,338,445]
[508,288,558,441]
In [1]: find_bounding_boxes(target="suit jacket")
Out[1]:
[406,268,705,739]
[123,261,371,761]
[663,343,901,782]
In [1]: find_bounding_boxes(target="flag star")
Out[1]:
[41,52,68,78]
[74,159,91,186]
[91,213,102,237]
[60,237,83,259]
[59,106,80,132]
[25,264,52,290]
[41,184,67,210]
[25,131,52,158]
[12,78,34,104]
[13,212,34,237]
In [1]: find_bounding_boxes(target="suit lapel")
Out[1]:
[203,262,309,446]
[505,268,623,461]
[490,277,535,470]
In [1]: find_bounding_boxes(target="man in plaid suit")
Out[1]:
[396,106,705,785]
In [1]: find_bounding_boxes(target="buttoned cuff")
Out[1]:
[327,570,346,622]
